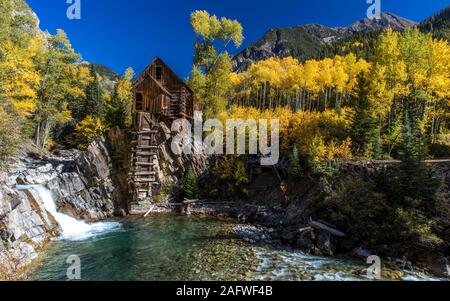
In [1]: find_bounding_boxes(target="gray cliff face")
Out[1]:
[0,139,122,278]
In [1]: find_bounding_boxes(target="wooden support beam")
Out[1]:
[136,146,158,150]
[134,178,157,182]
[132,130,158,135]
[133,172,156,176]
[134,151,157,156]
[134,162,155,166]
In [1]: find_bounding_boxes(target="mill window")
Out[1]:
[155,66,163,81]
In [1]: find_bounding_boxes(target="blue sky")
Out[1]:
[26,0,449,78]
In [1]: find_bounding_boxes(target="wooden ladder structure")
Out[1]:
[169,90,180,120]
[130,112,160,209]
[169,86,188,120]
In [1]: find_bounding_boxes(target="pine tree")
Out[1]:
[77,64,104,121]
[390,109,440,207]
[288,146,304,179]
[350,75,379,157]
[106,67,134,128]
[183,167,199,199]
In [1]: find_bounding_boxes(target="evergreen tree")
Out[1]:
[389,110,440,208]
[76,64,104,121]
[183,167,199,199]
[350,75,379,157]
[288,146,304,179]
[106,68,134,128]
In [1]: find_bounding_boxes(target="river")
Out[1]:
[31,214,438,281]
[19,185,437,281]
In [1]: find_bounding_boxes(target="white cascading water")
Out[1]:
[16,185,121,241]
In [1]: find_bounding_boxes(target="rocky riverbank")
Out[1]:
[1,132,448,280]
[0,137,126,280]
[143,160,450,279]
[150,198,449,279]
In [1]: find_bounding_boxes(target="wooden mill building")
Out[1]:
[130,57,195,204]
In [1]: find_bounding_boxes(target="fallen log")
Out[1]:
[144,205,155,217]
[310,219,345,237]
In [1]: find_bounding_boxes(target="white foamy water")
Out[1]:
[16,185,121,241]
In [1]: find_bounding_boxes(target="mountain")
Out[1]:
[232,12,417,72]
[419,6,450,40]
[91,63,119,93]
[92,63,119,81]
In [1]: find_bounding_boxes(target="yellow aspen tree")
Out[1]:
[0,36,42,117]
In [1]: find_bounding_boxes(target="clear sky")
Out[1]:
[26,0,450,78]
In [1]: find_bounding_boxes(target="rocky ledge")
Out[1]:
[0,138,125,279]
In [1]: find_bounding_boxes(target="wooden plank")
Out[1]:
[134,151,157,156]
[136,146,158,149]
[134,178,157,182]
[132,131,158,135]
[133,172,156,176]
[135,162,155,166]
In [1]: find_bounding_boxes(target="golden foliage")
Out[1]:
[222,105,354,160]
[74,115,107,150]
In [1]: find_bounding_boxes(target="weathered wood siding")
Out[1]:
[133,57,195,119]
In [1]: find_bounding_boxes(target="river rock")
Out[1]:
[315,230,336,256]
[280,229,297,244]
[423,255,450,278]
[352,246,372,259]
[295,230,315,252]
[233,225,271,243]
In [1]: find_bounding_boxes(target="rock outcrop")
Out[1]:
[130,121,208,214]
[0,137,125,279]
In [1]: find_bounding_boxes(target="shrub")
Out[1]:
[73,115,106,150]
[309,177,392,247]
[183,167,199,199]
[153,180,174,203]
[288,146,304,180]
[310,174,447,255]
[309,136,351,175]
[212,156,248,197]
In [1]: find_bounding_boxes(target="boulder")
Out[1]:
[280,229,296,244]
[315,230,336,256]
[424,256,450,278]
[114,208,127,217]
[352,246,372,259]
[295,230,315,252]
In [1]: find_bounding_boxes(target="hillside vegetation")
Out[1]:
[0,0,134,163]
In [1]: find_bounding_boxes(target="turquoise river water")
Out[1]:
[31,214,439,281]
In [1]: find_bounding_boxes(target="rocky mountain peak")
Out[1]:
[347,12,417,33]
[232,12,418,72]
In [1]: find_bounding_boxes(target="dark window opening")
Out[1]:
[136,93,143,111]
[155,66,163,81]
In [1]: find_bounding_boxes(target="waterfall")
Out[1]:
[16,185,121,241]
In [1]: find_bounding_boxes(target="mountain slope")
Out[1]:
[419,6,450,40]
[91,63,119,93]
[232,12,417,71]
